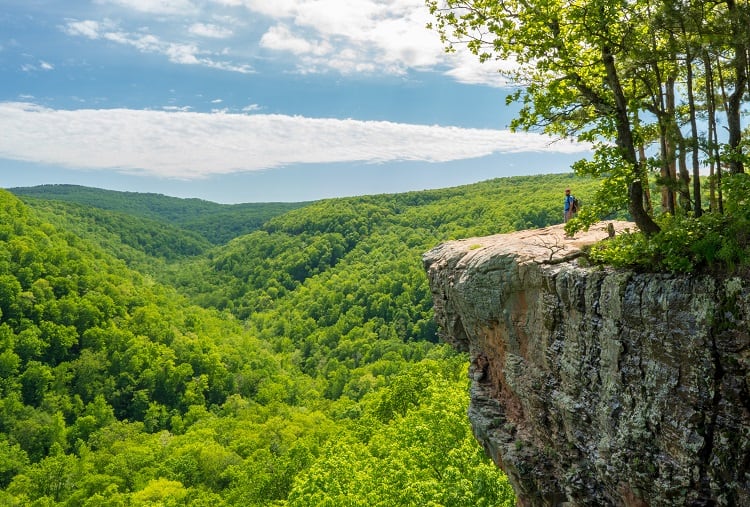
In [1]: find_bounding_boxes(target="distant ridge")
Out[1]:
[9,184,309,244]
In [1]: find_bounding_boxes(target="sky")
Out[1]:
[0,0,592,204]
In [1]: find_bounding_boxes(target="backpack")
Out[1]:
[571,197,580,213]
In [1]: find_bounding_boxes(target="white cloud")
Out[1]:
[94,0,198,15]
[260,24,331,56]
[443,52,518,87]
[162,42,201,64]
[248,0,442,75]
[0,102,590,179]
[206,60,254,73]
[234,0,514,83]
[63,19,253,73]
[20,61,55,72]
[217,0,299,18]
[189,23,234,38]
[63,19,109,39]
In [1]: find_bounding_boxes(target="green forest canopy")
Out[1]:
[10,184,308,245]
[2,173,594,506]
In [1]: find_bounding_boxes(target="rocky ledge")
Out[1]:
[423,222,749,506]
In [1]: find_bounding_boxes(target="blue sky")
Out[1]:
[0,0,591,203]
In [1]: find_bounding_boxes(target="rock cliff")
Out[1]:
[423,222,750,506]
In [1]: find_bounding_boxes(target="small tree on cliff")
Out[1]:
[426,0,749,235]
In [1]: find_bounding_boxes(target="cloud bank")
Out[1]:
[62,0,510,86]
[0,102,590,179]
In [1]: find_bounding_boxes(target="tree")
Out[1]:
[10,444,79,503]
[427,0,749,232]
[722,0,749,175]
[0,438,28,488]
[427,0,662,233]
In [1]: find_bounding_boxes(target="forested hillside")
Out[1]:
[0,173,599,505]
[11,184,307,245]
[5,198,213,273]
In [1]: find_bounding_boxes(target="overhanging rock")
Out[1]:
[423,222,750,506]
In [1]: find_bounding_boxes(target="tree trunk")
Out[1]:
[677,133,691,212]
[665,76,691,212]
[633,109,653,215]
[603,47,660,234]
[638,144,654,215]
[715,55,727,213]
[686,47,702,216]
[703,51,722,212]
[665,76,679,214]
[725,0,747,175]
[658,119,676,215]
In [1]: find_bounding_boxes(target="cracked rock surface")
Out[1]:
[423,222,750,506]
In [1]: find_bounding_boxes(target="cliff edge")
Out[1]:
[423,222,749,506]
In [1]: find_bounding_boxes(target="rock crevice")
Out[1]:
[423,222,749,506]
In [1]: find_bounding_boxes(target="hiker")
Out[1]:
[564,188,576,222]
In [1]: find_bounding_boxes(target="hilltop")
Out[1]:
[9,184,308,245]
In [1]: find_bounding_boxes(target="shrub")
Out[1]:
[589,212,748,274]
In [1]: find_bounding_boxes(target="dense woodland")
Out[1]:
[0,174,598,506]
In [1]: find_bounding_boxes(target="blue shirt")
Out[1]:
[564,194,575,212]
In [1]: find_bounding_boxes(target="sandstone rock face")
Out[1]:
[423,222,750,506]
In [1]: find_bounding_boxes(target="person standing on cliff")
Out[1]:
[564,188,576,222]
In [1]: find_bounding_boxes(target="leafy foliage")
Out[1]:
[0,175,590,505]
[588,175,750,273]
